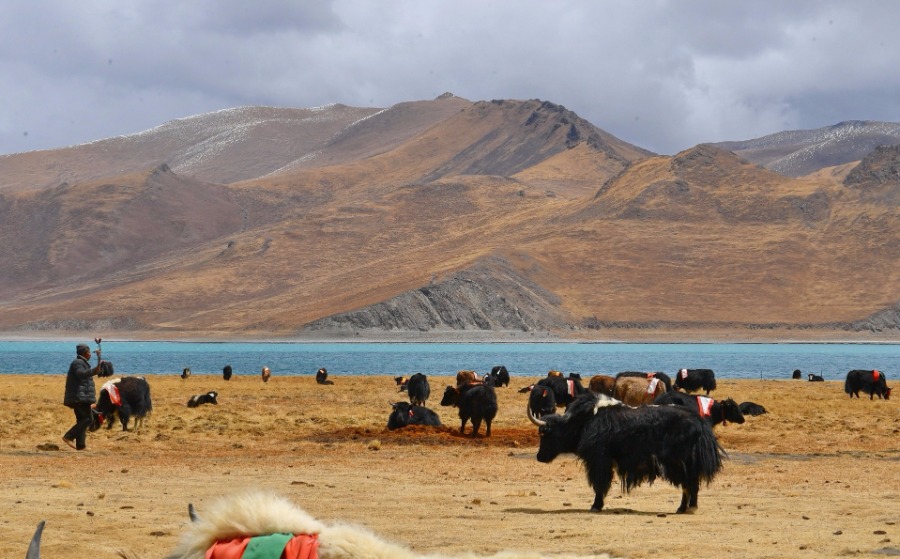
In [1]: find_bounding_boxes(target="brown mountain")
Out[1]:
[0,96,897,341]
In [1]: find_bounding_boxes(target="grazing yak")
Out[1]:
[93,377,152,433]
[615,371,673,393]
[24,490,612,559]
[406,373,431,405]
[529,393,725,514]
[588,374,616,396]
[316,368,334,385]
[613,376,667,406]
[187,391,219,408]
[738,401,768,416]
[845,369,892,400]
[387,401,442,430]
[654,391,745,427]
[485,365,511,387]
[440,382,498,437]
[674,368,717,395]
[527,373,588,418]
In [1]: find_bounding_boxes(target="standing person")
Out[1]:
[62,343,102,450]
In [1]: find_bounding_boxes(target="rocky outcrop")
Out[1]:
[304,258,570,332]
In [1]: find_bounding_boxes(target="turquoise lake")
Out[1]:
[0,341,897,381]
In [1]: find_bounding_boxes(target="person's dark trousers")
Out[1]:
[64,404,93,450]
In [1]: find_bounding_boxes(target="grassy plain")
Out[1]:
[1,374,897,559]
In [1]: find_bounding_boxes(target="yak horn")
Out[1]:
[26,521,44,559]
[526,403,546,427]
[188,503,199,522]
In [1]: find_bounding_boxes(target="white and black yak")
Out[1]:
[187,391,219,408]
[529,392,725,514]
[387,401,442,430]
[93,376,152,433]
[844,369,892,400]
[486,365,511,387]
[25,491,616,559]
[316,368,334,385]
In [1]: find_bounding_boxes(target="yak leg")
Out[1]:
[470,416,482,437]
[588,460,614,512]
[118,404,131,431]
[677,479,700,514]
[459,413,469,435]
[484,418,492,437]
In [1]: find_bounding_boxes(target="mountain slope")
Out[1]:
[0,98,897,340]
[714,120,900,177]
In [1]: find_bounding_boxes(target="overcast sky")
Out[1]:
[2,1,900,156]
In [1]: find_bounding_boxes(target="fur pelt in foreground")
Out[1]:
[164,491,615,559]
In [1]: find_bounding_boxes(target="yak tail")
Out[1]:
[695,423,726,484]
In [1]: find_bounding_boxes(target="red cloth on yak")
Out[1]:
[205,533,319,559]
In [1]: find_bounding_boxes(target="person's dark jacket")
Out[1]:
[64,356,98,407]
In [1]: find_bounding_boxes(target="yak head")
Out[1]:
[440,385,460,407]
[387,401,413,430]
[719,398,746,425]
[529,393,621,463]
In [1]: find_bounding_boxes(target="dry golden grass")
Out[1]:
[1,374,897,559]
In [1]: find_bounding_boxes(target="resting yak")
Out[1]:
[24,490,612,559]
[387,401,442,430]
[844,369,891,400]
[529,392,725,514]
[654,391,745,427]
[93,376,152,433]
[187,391,218,408]
[615,371,673,393]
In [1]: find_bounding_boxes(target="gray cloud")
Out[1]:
[2,0,900,156]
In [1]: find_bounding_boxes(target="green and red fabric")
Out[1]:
[205,533,319,559]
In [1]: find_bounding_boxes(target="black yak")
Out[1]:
[844,369,891,400]
[738,401,768,416]
[529,392,725,514]
[440,382,498,437]
[485,365,511,387]
[527,373,588,417]
[181,367,191,379]
[808,373,824,382]
[187,391,218,407]
[93,376,152,433]
[674,368,717,394]
[406,372,430,405]
[222,365,233,381]
[386,401,442,430]
[654,391,746,427]
[316,367,334,385]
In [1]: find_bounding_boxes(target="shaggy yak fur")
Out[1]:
[674,368,717,395]
[94,376,152,432]
[387,401,442,430]
[440,383,498,437]
[26,491,616,559]
[406,373,431,406]
[844,369,892,400]
[531,393,724,514]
